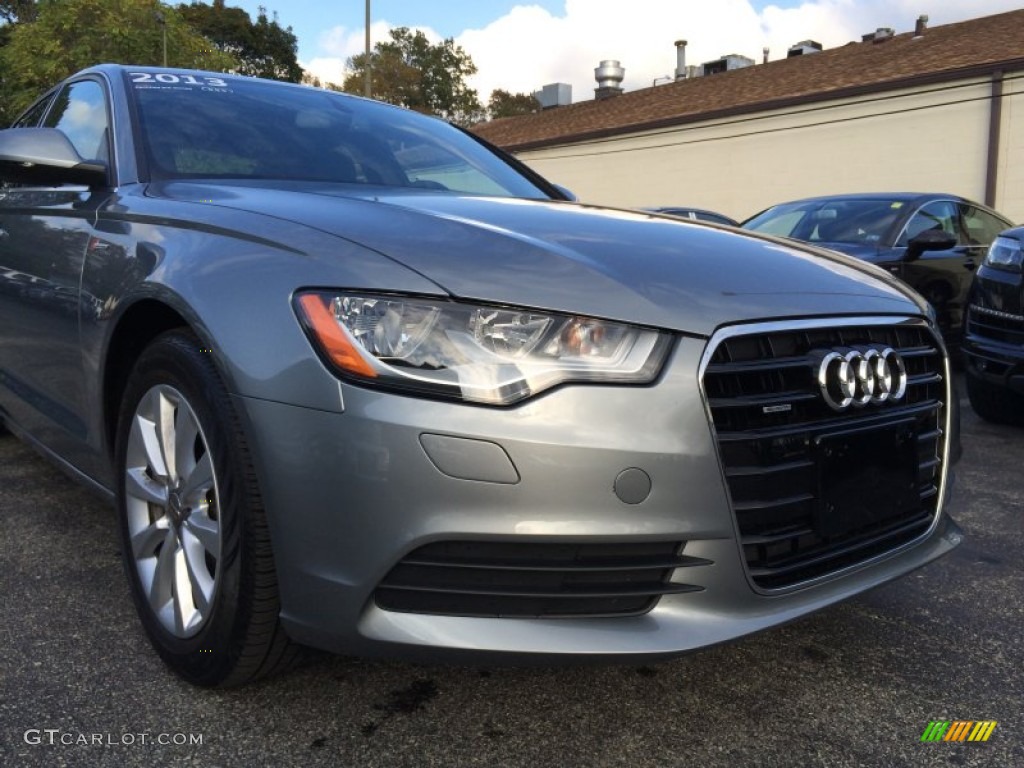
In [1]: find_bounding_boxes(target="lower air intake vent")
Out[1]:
[375,540,708,618]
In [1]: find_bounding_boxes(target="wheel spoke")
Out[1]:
[179,451,214,504]
[132,411,169,482]
[131,516,170,560]
[173,403,200,488]
[182,510,219,558]
[157,390,179,483]
[148,527,179,617]
[171,546,198,634]
[181,532,214,616]
[124,466,168,507]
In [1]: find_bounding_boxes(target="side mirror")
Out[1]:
[0,128,107,187]
[552,183,577,202]
[905,229,957,262]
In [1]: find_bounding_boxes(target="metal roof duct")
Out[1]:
[594,60,625,99]
[535,83,572,109]
[674,40,688,80]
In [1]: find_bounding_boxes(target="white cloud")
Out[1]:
[300,57,348,85]
[452,0,1023,103]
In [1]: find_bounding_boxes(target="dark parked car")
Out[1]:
[0,66,962,687]
[742,193,1013,353]
[646,207,738,226]
[963,227,1024,425]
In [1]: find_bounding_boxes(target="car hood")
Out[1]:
[150,182,924,336]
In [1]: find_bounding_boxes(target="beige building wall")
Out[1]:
[518,73,1024,224]
[997,72,1024,223]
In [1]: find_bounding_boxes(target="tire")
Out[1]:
[966,369,1024,427]
[115,329,299,686]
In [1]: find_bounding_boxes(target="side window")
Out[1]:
[754,210,805,237]
[43,80,109,163]
[13,96,54,128]
[960,205,1009,246]
[898,201,960,246]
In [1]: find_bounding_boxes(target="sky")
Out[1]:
[231,0,1023,103]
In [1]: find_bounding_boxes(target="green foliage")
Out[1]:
[178,0,302,82]
[0,0,37,23]
[0,0,36,123]
[344,27,484,127]
[487,89,540,119]
[0,0,237,120]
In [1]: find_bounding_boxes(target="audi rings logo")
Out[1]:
[815,347,908,411]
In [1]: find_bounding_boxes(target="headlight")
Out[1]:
[984,236,1023,272]
[295,292,672,405]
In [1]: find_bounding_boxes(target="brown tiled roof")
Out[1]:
[472,10,1024,151]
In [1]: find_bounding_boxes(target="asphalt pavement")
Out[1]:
[1,379,1021,768]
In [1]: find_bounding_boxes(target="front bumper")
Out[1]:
[238,332,961,661]
[964,334,1024,395]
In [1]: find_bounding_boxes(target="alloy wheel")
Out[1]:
[123,384,221,638]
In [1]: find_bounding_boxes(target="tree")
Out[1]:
[0,0,37,123]
[0,0,36,23]
[344,27,483,126]
[178,0,302,82]
[0,0,237,120]
[488,89,540,119]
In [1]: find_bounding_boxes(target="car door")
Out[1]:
[885,200,975,346]
[0,77,112,465]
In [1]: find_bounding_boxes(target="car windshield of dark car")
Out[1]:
[129,73,547,198]
[744,199,903,245]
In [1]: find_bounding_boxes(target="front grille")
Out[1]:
[375,540,709,618]
[967,304,1024,346]
[702,319,946,590]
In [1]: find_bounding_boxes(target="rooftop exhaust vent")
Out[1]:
[702,54,755,76]
[863,27,895,43]
[594,60,625,100]
[674,40,688,80]
[534,83,572,109]
[787,40,823,57]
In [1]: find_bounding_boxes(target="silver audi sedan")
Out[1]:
[0,65,962,686]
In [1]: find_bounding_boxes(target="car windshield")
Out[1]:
[743,199,904,245]
[128,70,548,199]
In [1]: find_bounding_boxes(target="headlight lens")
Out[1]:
[984,236,1023,272]
[295,292,671,405]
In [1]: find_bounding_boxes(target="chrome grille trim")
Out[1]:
[967,304,1024,347]
[969,304,1024,323]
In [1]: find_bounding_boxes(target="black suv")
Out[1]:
[963,227,1024,425]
